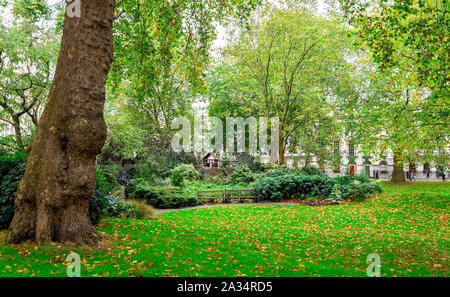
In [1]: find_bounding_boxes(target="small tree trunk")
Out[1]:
[391,153,406,182]
[11,116,24,151]
[278,138,286,165]
[8,0,116,245]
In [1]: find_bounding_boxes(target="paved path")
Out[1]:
[154,202,298,215]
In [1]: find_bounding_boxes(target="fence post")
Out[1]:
[226,190,232,203]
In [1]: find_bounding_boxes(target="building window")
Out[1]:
[349,144,355,156]
[333,140,340,156]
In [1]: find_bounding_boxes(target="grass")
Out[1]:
[0,182,448,277]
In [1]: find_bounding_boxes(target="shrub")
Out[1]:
[104,195,144,219]
[96,168,118,194]
[227,164,255,185]
[170,164,200,182]
[99,164,128,186]
[237,152,264,172]
[89,182,109,225]
[170,171,185,187]
[127,200,155,219]
[208,175,225,185]
[327,183,342,204]
[296,165,325,177]
[0,151,26,230]
[126,182,200,209]
[254,170,381,202]
[124,178,147,199]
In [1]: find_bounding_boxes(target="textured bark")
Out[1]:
[7,0,116,245]
[391,153,406,183]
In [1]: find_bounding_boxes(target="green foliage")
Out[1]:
[107,0,261,142]
[341,0,449,98]
[227,164,255,185]
[12,0,51,21]
[208,5,351,161]
[141,187,200,209]
[126,178,200,209]
[0,150,26,229]
[254,170,382,202]
[88,182,109,225]
[339,0,449,168]
[0,0,60,151]
[170,171,185,187]
[96,168,118,194]
[104,196,144,220]
[327,183,342,204]
[170,164,200,182]
[237,153,264,172]
[124,178,147,199]
[296,165,325,177]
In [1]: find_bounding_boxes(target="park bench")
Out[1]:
[196,189,259,203]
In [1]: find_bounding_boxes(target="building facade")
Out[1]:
[260,140,449,181]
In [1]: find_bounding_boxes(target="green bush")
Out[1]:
[296,165,325,177]
[327,184,342,204]
[104,196,144,219]
[227,164,255,185]
[170,164,200,182]
[237,152,264,172]
[124,178,147,199]
[254,170,382,202]
[89,184,109,225]
[170,171,185,187]
[0,151,26,230]
[126,181,200,209]
[254,173,332,201]
[146,187,200,209]
[96,168,118,194]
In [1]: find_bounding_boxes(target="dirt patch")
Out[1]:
[294,199,334,207]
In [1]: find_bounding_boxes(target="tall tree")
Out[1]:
[8,0,260,245]
[8,0,116,245]
[340,0,449,181]
[210,5,352,164]
[0,0,60,151]
[108,0,262,136]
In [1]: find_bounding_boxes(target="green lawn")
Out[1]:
[0,182,448,277]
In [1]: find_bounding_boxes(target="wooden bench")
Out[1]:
[196,190,225,202]
[197,189,259,203]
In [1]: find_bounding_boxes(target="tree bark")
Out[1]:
[7,0,116,245]
[11,116,24,151]
[278,137,286,165]
[278,126,286,165]
[391,153,406,182]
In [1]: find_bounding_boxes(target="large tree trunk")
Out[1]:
[7,0,116,245]
[391,153,406,183]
